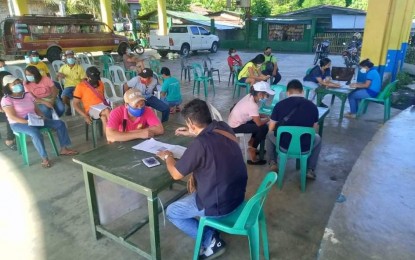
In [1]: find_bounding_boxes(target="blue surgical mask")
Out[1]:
[127,105,145,117]
[12,83,23,93]
[259,98,267,105]
[0,66,6,72]
[67,58,76,65]
[31,57,40,63]
[26,75,35,82]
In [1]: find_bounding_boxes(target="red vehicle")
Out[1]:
[0,14,129,62]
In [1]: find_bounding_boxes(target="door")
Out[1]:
[189,26,201,50]
[198,26,211,49]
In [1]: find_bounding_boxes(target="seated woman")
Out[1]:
[24,66,65,119]
[0,71,16,150]
[227,48,243,73]
[1,75,78,168]
[120,45,145,73]
[228,81,274,165]
[237,54,270,86]
[73,66,111,137]
[303,57,340,106]
[346,59,381,119]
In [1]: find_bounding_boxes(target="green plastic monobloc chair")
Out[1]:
[357,80,398,123]
[85,118,103,148]
[149,59,161,74]
[191,63,215,97]
[259,84,287,116]
[276,126,315,192]
[14,127,59,166]
[99,54,114,79]
[192,171,278,260]
[233,69,250,98]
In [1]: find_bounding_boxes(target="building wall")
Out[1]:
[0,0,58,22]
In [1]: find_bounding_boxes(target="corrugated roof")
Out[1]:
[276,5,366,17]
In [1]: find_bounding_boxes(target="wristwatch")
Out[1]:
[164,154,172,161]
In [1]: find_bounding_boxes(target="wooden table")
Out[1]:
[316,86,354,122]
[73,123,189,259]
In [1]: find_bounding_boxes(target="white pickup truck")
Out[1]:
[149,25,219,57]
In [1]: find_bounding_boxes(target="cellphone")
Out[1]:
[142,157,161,168]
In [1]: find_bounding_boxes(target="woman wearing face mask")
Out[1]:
[24,66,65,119]
[73,66,111,136]
[227,48,243,71]
[227,81,274,165]
[237,54,270,86]
[119,45,145,73]
[1,75,78,168]
[346,59,381,119]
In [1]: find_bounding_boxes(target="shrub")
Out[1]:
[396,71,413,89]
[404,47,415,65]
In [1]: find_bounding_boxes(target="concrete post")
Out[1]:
[99,0,113,31]
[11,0,29,15]
[157,0,167,36]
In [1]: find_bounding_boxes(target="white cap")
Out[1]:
[253,81,275,95]
[2,75,18,86]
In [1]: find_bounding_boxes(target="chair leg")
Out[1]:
[384,99,390,122]
[228,72,232,87]
[247,223,261,260]
[192,221,206,260]
[259,211,270,260]
[15,133,29,165]
[92,120,98,148]
[85,123,89,141]
[45,129,59,156]
[277,155,287,189]
[204,80,208,97]
[300,156,308,192]
[211,79,215,95]
[217,71,220,82]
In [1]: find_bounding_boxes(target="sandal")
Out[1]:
[169,108,176,114]
[41,159,51,168]
[59,149,79,156]
[4,141,17,151]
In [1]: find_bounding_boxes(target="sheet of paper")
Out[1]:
[28,113,44,126]
[132,138,187,159]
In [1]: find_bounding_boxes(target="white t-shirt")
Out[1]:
[126,76,158,99]
[227,94,259,128]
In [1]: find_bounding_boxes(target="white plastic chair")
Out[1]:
[209,103,223,121]
[108,65,128,95]
[7,65,25,80]
[101,77,124,108]
[83,52,96,65]
[52,60,65,75]
[81,63,93,71]
[77,53,92,65]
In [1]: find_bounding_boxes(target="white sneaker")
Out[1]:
[199,235,226,259]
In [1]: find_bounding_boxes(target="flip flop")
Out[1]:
[247,160,267,165]
[4,141,17,151]
[41,160,51,168]
[59,150,79,156]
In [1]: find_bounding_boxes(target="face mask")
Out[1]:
[360,68,367,73]
[26,75,35,82]
[12,83,23,93]
[127,104,145,117]
[231,53,236,57]
[31,57,40,63]
[0,67,6,72]
[140,78,151,85]
[67,58,76,65]
[259,98,267,105]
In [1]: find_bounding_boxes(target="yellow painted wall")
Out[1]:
[12,0,29,15]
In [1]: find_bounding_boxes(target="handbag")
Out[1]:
[186,128,238,193]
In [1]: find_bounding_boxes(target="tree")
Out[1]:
[251,0,272,17]
[139,0,191,15]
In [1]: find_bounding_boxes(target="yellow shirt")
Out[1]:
[58,64,86,88]
[28,62,50,76]
[238,62,260,80]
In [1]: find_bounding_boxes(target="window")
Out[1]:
[190,26,199,35]
[268,24,305,41]
[199,27,210,35]
[170,27,188,33]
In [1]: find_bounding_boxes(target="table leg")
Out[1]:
[82,168,102,239]
[148,195,161,260]
[316,92,325,107]
[339,95,347,122]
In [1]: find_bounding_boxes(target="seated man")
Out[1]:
[156,99,248,259]
[106,89,164,142]
[57,50,86,115]
[123,68,169,122]
[265,79,322,180]
[73,66,111,137]
[160,67,182,114]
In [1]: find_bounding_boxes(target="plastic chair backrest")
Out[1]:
[203,56,212,70]
[270,84,287,106]
[101,77,119,99]
[180,57,190,68]
[377,80,398,100]
[209,103,223,121]
[276,126,315,157]
[7,65,25,79]
[77,53,92,65]
[100,54,114,69]
[81,63,93,71]
[233,172,277,229]
[84,52,95,64]
[51,60,65,74]
[191,63,204,78]
[149,59,161,73]
[109,65,128,85]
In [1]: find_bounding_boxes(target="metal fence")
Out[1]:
[313,32,359,54]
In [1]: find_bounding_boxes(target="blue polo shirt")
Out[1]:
[271,96,318,152]
[365,68,381,97]
[303,65,331,83]
[175,120,247,216]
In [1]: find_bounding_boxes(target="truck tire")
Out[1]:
[210,42,218,53]
[158,50,169,58]
[180,44,190,57]
[46,46,62,63]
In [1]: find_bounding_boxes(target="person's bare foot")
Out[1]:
[41,159,51,168]
[59,148,79,156]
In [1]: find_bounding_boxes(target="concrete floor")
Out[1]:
[0,50,411,260]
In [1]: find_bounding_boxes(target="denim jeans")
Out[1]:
[146,96,170,122]
[265,131,322,169]
[166,193,216,249]
[37,99,65,119]
[262,70,281,85]
[161,98,182,108]
[348,89,372,114]
[10,119,72,159]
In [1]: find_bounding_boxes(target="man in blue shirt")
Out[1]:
[266,79,322,180]
[156,99,247,259]
[160,67,182,114]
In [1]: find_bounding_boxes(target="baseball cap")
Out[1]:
[65,50,75,55]
[86,66,101,78]
[28,50,39,56]
[124,89,146,105]
[253,81,275,95]
[138,68,153,78]
[2,75,19,86]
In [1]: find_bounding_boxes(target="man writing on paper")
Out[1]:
[106,89,164,142]
[156,99,247,259]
